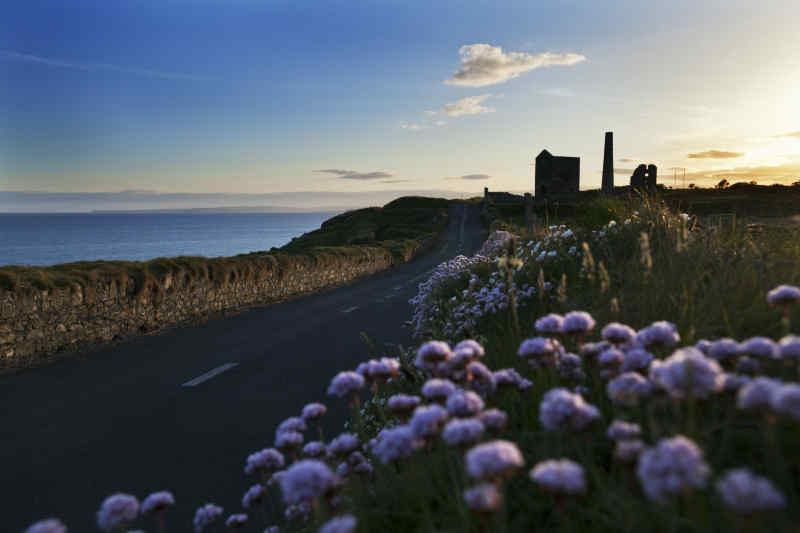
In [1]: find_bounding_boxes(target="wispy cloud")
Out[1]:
[775,131,800,139]
[445,44,585,88]
[614,168,635,175]
[687,150,745,159]
[618,158,636,163]
[441,94,495,117]
[381,179,410,184]
[681,162,800,186]
[314,169,394,180]
[446,173,491,180]
[0,49,211,81]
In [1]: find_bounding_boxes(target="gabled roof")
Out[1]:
[536,149,552,159]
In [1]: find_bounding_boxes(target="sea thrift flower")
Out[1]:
[141,491,175,514]
[778,335,800,359]
[535,313,564,334]
[737,377,782,410]
[387,394,421,417]
[193,504,224,532]
[649,348,724,399]
[695,339,712,354]
[371,425,421,463]
[735,356,761,375]
[319,515,357,533]
[279,460,338,505]
[277,416,307,435]
[225,514,248,529]
[463,483,502,513]
[636,435,710,503]
[465,440,524,481]
[560,311,596,334]
[328,433,360,457]
[241,484,264,509]
[539,388,600,431]
[738,337,780,360]
[415,341,453,373]
[284,502,311,521]
[327,372,365,398]
[614,439,645,463]
[302,441,326,458]
[602,322,637,344]
[708,338,740,361]
[721,373,752,392]
[766,284,800,305]
[479,409,508,432]
[770,383,800,420]
[518,337,559,367]
[466,361,496,392]
[301,402,327,421]
[97,493,139,532]
[620,347,653,373]
[446,390,485,417]
[530,459,587,495]
[606,372,653,406]
[410,404,450,439]
[275,431,303,453]
[715,468,786,513]
[24,519,67,533]
[607,420,642,441]
[269,470,286,488]
[421,379,457,401]
[598,347,625,377]
[493,368,532,391]
[358,357,400,380]
[636,321,680,348]
[582,341,611,358]
[245,448,284,475]
[442,418,485,447]
[454,339,485,359]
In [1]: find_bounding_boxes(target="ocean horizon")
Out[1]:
[0,211,339,267]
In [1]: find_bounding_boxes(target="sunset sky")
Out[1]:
[2,0,799,204]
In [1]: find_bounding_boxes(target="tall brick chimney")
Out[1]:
[602,131,614,193]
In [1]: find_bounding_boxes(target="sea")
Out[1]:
[0,212,339,267]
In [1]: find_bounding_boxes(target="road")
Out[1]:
[1,204,485,531]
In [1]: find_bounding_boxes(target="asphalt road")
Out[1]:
[1,204,485,532]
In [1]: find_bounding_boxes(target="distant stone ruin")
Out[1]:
[630,164,657,190]
[535,149,580,199]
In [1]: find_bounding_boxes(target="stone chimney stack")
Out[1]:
[602,131,614,193]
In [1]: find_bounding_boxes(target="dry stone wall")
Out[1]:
[0,244,424,363]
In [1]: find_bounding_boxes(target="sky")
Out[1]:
[2,0,799,209]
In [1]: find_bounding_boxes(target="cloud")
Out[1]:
[618,158,635,163]
[400,123,424,130]
[381,179,410,184]
[687,150,745,159]
[441,94,495,117]
[314,169,394,180]
[775,131,800,139]
[614,168,636,175]
[446,174,491,180]
[445,44,586,87]
[680,162,800,186]
[0,49,211,81]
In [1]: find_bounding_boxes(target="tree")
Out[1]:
[716,179,729,190]
[749,180,758,185]
[688,183,695,189]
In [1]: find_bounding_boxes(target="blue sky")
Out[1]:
[2,0,799,205]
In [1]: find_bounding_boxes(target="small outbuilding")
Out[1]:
[535,150,580,198]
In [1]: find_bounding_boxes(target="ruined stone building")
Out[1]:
[483,188,523,204]
[630,164,658,190]
[535,149,580,198]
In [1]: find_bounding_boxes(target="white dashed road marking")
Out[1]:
[182,363,239,387]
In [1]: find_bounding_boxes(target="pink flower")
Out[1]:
[327,372,365,398]
[535,313,564,334]
[410,404,449,439]
[766,284,800,305]
[463,483,502,513]
[245,448,284,475]
[225,514,248,529]
[637,435,709,502]
[371,425,422,464]
[465,440,524,481]
[601,322,636,344]
[279,460,338,505]
[24,519,67,533]
[446,390,485,417]
[442,418,485,447]
[530,459,587,495]
[141,491,175,514]
[301,402,327,421]
[96,493,139,532]
[193,503,224,532]
[241,484,264,509]
[560,311,596,334]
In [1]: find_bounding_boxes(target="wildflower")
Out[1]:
[358,357,401,380]
[225,514,248,529]
[241,484,264,509]
[465,440,525,481]
[735,356,761,375]
[737,377,782,410]
[493,368,532,391]
[193,503,224,532]
[327,371,365,399]
[275,431,303,453]
[319,515,358,533]
[607,372,653,407]
[302,441,326,458]
[530,459,587,495]
[97,493,139,532]
[738,337,780,360]
[328,433,360,457]
[277,416,307,435]
[778,335,800,359]
[770,383,800,420]
[649,348,724,399]
[582,341,611,358]
[535,313,564,333]
[284,502,311,521]
[371,425,422,463]
[695,339,712,354]
[517,337,558,360]
[466,361,496,394]
[410,404,449,439]
[766,284,800,305]
[301,402,327,421]
[387,394,421,417]
[279,460,338,505]
[479,409,508,432]
[614,439,645,463]
[24,519,67,533]
[539,388,600,431]
[269,470,286,488]
[607,420,642,441]
[415,341,453,373]
[421,379,457,401]
[560,311,596,335]
[556,352,585,381]
[636,321,680,348]
[636,435,710,503]
[454,339,485,359]
[141,491,175,514]
[602,322,636,344]
[245,448,284,475]
[598,347,624,377]
[708,338,740,361]
[620,347,653,373]
[442,418,485,447]
[715,469,786,513]
[446,390,485,417]
[722,373,752,392]
[463,483,503,513]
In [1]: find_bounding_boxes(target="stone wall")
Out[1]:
[0,243,428,363]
